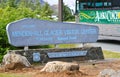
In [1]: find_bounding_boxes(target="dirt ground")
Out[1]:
[1,59,120,77]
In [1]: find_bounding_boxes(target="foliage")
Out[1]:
[39,3,53,20]
[0,0,53,62]
[0,47,8,62]
[63,4,75,21]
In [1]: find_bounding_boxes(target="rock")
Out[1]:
[110,70,120,77]
[2,51,31,69]
[40,61,79,72]
[4,62,26,70]
[98,69,116,77]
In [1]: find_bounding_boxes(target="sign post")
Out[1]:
[6,18,102,62]
[58,0,63,22]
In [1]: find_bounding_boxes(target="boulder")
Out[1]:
[98,69,120,77]
[40,61,79,72]
[4,62,26,70]
[98,69,116,77]
[2,51,31,69]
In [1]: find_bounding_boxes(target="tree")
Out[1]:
[63,4,75,21]
[7,0,16,7]
[0,0,53,62]
[39,3,53,20]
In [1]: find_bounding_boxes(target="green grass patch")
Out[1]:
[57,44,78,48]
[103,50,120,58]
[0,73,31,77]
[49,44,78,48]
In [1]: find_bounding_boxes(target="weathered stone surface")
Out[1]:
[99,69,116,77]
[86,47,104,60]
[8,47,104,63]
[98,69,120,77]
[2,52,31,69]
[4,62,26,70]
[40,61,79,72]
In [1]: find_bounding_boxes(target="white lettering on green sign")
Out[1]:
[95,11,120,22]
[80,10,120,24]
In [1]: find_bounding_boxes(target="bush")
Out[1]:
[0,47,9,62]
[0,0,53,62]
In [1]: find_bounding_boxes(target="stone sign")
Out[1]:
[6,18,99,47]
[47,51,87,58]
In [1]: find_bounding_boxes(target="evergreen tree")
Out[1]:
[39,3,53,20]
[63,4,75,21]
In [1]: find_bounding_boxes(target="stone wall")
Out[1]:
[8,47,104,63]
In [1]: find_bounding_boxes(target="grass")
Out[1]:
[49,44,78,48]
[57,44,78,48]
[103,50,120,58]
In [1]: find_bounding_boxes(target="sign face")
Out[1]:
[33,52,41,62]
[80,10,120,24]
[6,18,99,47]
[47,51,87,58]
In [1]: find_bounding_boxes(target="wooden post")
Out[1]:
[58,0,63,22]
[24,46,29,56]
[55,0,63,48]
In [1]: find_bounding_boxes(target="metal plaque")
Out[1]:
[33,52,41,62]
[47,51,88,58]
[6,18,99,47]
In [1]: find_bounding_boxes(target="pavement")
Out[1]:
[77,40,120,52]
[90,40,120,52]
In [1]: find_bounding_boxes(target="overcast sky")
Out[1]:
[44,0,75,10]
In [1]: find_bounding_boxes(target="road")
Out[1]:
[90,40,120,52]
[77,40,120,52]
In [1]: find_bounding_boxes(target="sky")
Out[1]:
[44,0,75,11]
